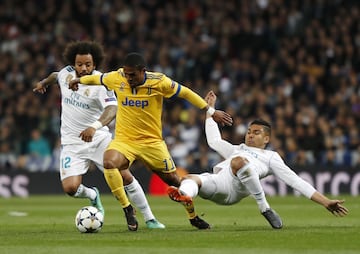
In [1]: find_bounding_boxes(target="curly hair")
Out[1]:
[62,41,105,68]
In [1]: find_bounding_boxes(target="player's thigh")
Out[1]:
[139,140,176,173]
[105,140,132,169]
[198,172,235,204]
[90,133,112,171]
[60,144,90,181]
[197,173,218,199]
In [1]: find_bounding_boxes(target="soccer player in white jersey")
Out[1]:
[168,91,349,229]
[33,41,165,230]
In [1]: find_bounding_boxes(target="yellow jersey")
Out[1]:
[80,68,207,143]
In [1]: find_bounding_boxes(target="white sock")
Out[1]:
[236,164,270,212]
[73,184,96,200]
[124,178,154,222]
[179,179,199,198]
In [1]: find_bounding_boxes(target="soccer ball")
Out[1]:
[75,206,104,233]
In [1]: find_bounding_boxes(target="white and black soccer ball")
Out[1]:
[75,206,104,233]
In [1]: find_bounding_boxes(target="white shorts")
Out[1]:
[198,167,249,205]
[59,132,112,180]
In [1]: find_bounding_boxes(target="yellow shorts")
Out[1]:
[106,139,176,173]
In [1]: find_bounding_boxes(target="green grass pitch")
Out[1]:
[1,194,359,254]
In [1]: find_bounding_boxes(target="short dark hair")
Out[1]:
[250,118,271,136]
[63,41,105,68]
[124,52,146,69]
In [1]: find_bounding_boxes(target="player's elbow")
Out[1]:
[207,139,222,151]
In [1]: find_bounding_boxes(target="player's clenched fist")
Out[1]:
[69,78,80,91]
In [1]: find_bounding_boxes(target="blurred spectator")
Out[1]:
[0,142,17,169]
[167,131,189,169]
[22,129,52,172]
[178,108,201,153]
[49,137,61,172]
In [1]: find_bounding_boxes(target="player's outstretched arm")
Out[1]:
[205,90,233,126]
[205,90,216,108]
[69,74,102,91]
[310,191,349,217]
[33,72,58,94]
[177,86,233,126]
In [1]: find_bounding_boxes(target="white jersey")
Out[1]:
[57,66,117,145]
[202,118,316,204]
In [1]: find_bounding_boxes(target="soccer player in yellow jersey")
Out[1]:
[69,52,233,230]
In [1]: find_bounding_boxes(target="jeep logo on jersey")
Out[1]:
[121,97,149,108]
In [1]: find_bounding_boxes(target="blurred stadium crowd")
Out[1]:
[0,0,359,173]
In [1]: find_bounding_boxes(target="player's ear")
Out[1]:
[263,135,270,145]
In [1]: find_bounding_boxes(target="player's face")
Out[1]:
[74,54,95,77]
[245,124,270,149]
[123,66,145,88]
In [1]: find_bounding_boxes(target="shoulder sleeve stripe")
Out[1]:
[100,73,111,90]
[100,74,104,85]
[170,84,181,98]
[65,66,74,72]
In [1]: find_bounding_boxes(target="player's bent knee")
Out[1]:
[103,160,117,169]
[230,156,248,171]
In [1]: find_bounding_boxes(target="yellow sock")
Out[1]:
[183,201,196,219]
[104,168,130,208]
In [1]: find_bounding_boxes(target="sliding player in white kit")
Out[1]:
[168,91,349,229]
[33,41,165,230]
